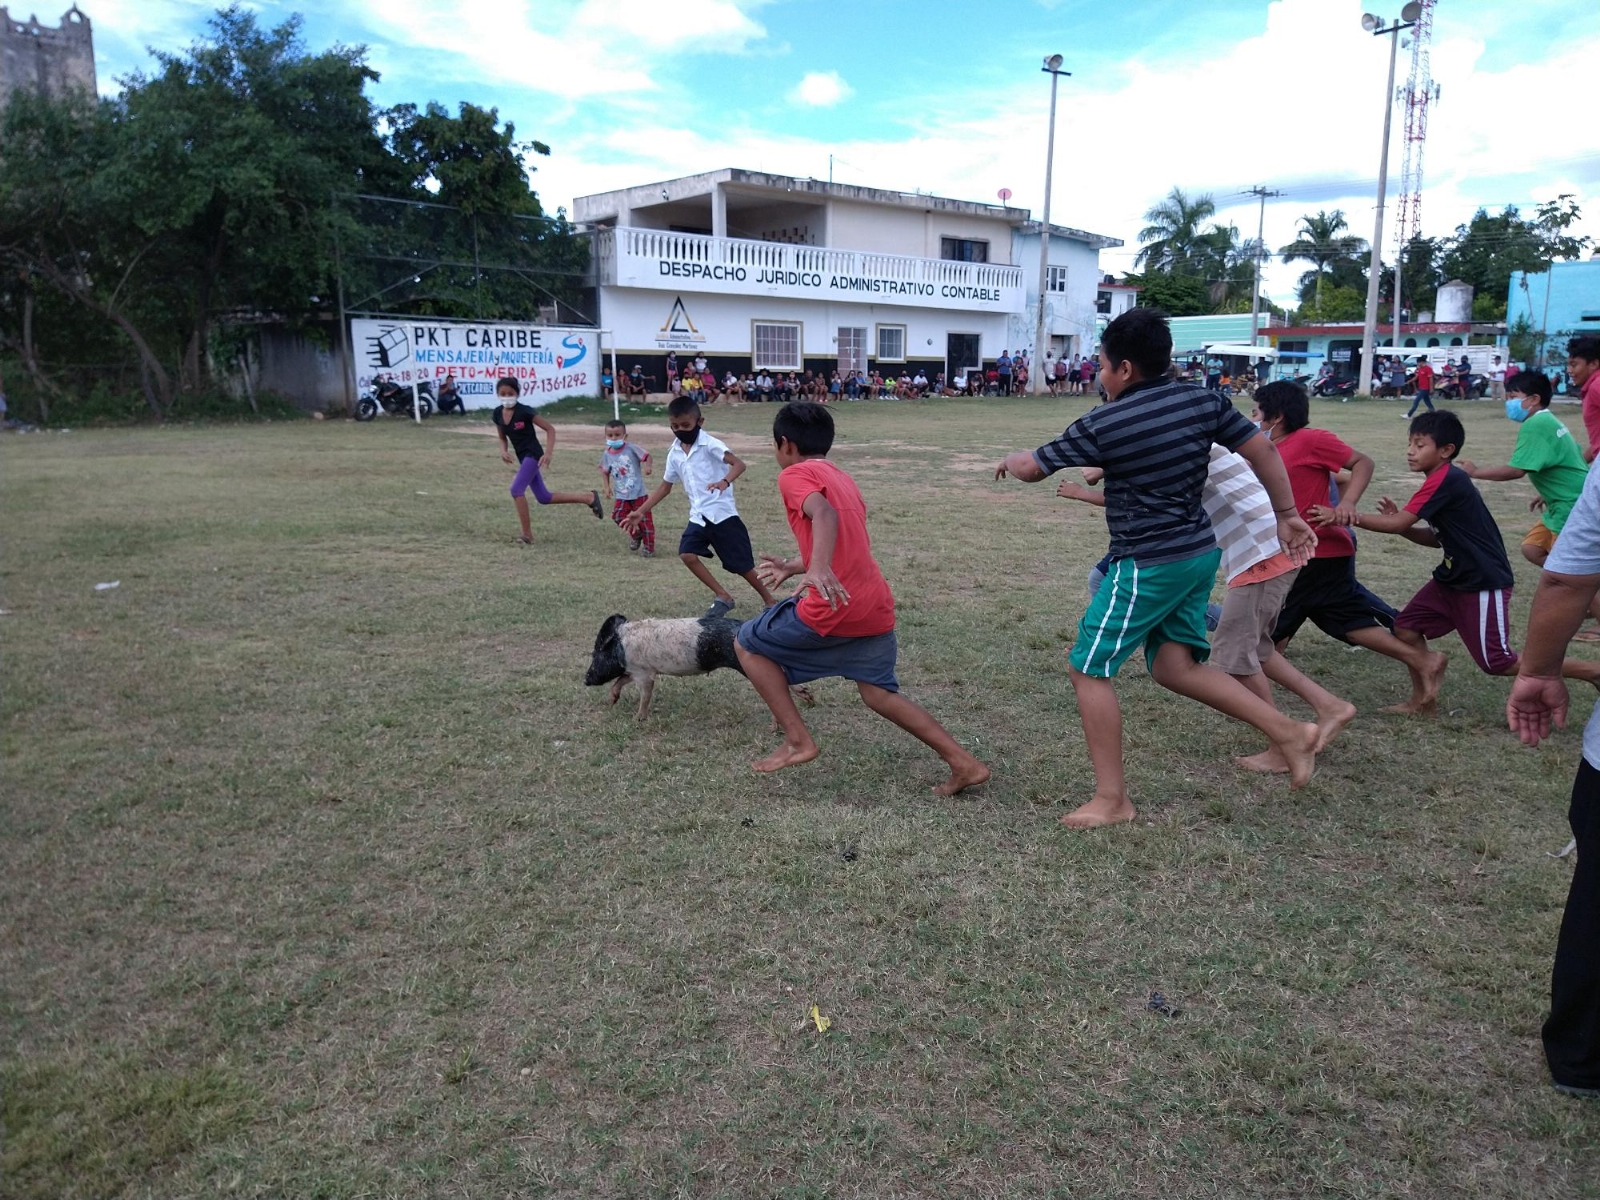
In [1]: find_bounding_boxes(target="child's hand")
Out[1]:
[708,478,731,493]
[620,511,642,535]
[539,453,552,470]
[797,566,850,611]
[1276,514,1318,565]
[1531,496,1546,513]
[1055,481,1095,503]
[501,450,515,465]
[1307,504,1338,526]
[1080,466,1104,485]
[1456,459,1477,477]
[1377,496,1400,516]
[756,554,797,589]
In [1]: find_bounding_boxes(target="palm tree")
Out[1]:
[1136,188,1217,274]
[1279,210,1368,308]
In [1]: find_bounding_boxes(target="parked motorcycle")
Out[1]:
[356,376,432,421]
[1439,372,1487,401]
[1312,377,1358,399]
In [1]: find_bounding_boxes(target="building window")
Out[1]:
[838,327,867,372]
[1095,289,1112,315]
[1279,340,1309,354]
[1046,265,1068,293]
[876,324,907,363]
[940,237,988,263]
[753,322,802,371]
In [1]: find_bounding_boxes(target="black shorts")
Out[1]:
[679,515,755,574]
[1272,554,1399,645]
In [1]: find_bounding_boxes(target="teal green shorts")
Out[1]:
[1068,548,1221,678]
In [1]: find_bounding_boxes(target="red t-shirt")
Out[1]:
[778,459,896,637]
[1582,372,1600,456]
[1274,427,1356,558]
[1415,363,1434,391]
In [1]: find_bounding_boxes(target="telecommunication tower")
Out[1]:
[1392,0,1437,332]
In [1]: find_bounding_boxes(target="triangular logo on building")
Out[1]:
[661,296,699,336]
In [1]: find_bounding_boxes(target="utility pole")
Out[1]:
[1033,55,1069,395]
[1245,185,1282,353]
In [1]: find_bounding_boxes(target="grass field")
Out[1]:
[4,394,1598,1199]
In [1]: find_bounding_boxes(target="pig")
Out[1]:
[582,613,810,720]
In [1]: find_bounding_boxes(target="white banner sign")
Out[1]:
[350,319,598,407]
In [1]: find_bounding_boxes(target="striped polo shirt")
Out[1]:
[1031,376,1259,566]
[1203,444,1286,583]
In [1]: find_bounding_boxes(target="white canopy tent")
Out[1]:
[1200,342,1277,361]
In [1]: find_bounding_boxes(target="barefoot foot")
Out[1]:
[1060,794,1137,829]
[1313,700,1358,752]
[751,740,819,773]
[1274,722,1319,790]
[1235,749,1290,774]
[934,756,990,796]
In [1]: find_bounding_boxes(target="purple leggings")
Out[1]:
[511,456,553,504]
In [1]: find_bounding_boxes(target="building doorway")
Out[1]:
[946,333,981,388]
[837,326,867,375]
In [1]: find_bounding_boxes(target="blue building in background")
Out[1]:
[1509,260,1600,392]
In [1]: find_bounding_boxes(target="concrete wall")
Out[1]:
[1011,231,1104,359]
[825,199,1014,261]
[0,5,94,108]
[253,327,351,411]
[1508,261,1600,374]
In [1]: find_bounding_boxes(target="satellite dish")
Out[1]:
[998,188,1013,202]
[1401,1,1423,21]
[1361,12,1380,31]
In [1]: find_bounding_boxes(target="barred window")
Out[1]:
[1046,265,1069,293]
[753,322,801,370]
[876,325,906,362]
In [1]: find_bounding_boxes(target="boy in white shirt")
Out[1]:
[624,396,778,618]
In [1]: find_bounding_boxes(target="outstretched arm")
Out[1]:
[1456,459,1525,482]
[1315,496,1438,545]
[709,451,746,492]
[1235,431,1317,564]
[622,481,674,533]
[1509,567,1600,744]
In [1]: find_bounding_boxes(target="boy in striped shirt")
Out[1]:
[1060,445,1355,775]
[996,308,1321,829]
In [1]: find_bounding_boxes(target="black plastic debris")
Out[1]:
[1147,991,1182,1017]
[839,842,858,862]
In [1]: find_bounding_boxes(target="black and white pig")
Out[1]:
[582,613,810,720]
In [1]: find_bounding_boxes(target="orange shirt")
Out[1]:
[778,459,896,637]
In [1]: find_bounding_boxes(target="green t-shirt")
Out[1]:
[1508,409,1589,532]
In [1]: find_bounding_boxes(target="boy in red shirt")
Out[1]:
[1571,335,1600,462]
[1408,355,1435,417]
[735,402,990,795]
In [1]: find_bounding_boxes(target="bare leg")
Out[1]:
[1262,653,1357,751]
[735,642,818,772]
[608,674,632,705]
[739,568,778,607]
[680,553,734,602]
[513,494,533,541]
[1230,671,1292,774]
[547,490,594,505]
[855,683,990,795]
[1346,624,1448,713]
[1149,643,1317,789]
[1064,668,1136,828]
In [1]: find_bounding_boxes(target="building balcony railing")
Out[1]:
[594,227,1024,313]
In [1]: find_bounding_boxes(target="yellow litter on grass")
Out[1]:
[810,1005,832,1033]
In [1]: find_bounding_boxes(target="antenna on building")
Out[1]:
[997,188,1013,204]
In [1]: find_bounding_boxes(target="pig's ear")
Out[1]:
[596,614,627,651]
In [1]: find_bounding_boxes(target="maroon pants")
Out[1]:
[612,496,654,553]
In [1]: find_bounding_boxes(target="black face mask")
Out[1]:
[675,426,701,446]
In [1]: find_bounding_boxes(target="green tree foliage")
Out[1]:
[1132,189,1268,315]
[1135,188,1217,275]
[1279,210,1367,309]
[1433,196,1590,322]
[1296,284,1366,324]
[1125,270,1209,317]
[0,4,582,418]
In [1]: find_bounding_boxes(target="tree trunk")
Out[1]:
[183,222,229,392]
[29,253,173,416]
[20,283,58,423]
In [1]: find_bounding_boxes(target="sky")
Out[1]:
[78,0,1599,307]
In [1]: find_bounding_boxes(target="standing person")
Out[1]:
[1252,381,1449,713]
[1408,355,1435,417]
[1489,354,1507,401]
[1570,336,1600,463]
[1053,354,1069,396]
[598,419,654,556]
[735,401,991,794]
[666,350,680,396]
[1079,353,1094,395]
[622,396,778,619]
[996,349,1013,396]
[491,377,603,545]
[1507,458,1600,1101]
[994,308,1322,829]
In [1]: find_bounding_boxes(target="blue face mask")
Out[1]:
[1505,398,1528,423]
[606,438,625,449]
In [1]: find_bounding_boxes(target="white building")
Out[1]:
[573,168,1120,388]
[1010,224,1126,363]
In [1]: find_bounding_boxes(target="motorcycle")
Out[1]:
[356,377,432,421]
[1312,377,1358,399]
[1439,372,1487,401]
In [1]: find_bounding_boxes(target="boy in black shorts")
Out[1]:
[624,396,777,618]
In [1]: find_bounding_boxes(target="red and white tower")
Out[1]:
[1392,0,1437,331]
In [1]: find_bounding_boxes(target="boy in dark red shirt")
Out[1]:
[1313,409,1600,692]
[1408,355,1435,417]
[735,402,989,795]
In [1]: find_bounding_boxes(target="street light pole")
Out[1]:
[1033,54,1069,396]
[1357,6,1420,397]
[1245,184,1282,352]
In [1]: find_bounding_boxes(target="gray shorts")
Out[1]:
[1211,567,1299,676]
[736,596,899,691]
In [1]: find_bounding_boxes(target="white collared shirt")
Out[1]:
[663,431,739,526]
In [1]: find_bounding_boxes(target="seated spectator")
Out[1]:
[600,369,614,399]
[912,369,929,397]
[625,364,648,396]
[681,372,701,397]
[828,371,842,401]
[985,366,1000,395]
[701,368,717,398]
[743,374,759,402]
[724,370,740,398]
[844,371,861,400]
[756,370,774,400]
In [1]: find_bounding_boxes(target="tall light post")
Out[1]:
[1357,4,1420,397]
[1033,54,1069,396]
[1244,184,1282,352]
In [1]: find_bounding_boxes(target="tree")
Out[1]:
[1126,270,1208,317]
[1279,210,1367,309]
[1296,284,1366,324]
[1438,197,1592,323]
[1135,188,1217,275]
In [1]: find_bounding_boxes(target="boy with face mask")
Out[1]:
[598,419,654,556]
[491,376,603,545]
[623,396,778,618]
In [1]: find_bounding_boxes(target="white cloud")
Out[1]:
[574,0,767,49]
[790,70,852,107]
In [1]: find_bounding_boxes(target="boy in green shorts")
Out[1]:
[995,308,1320,830]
